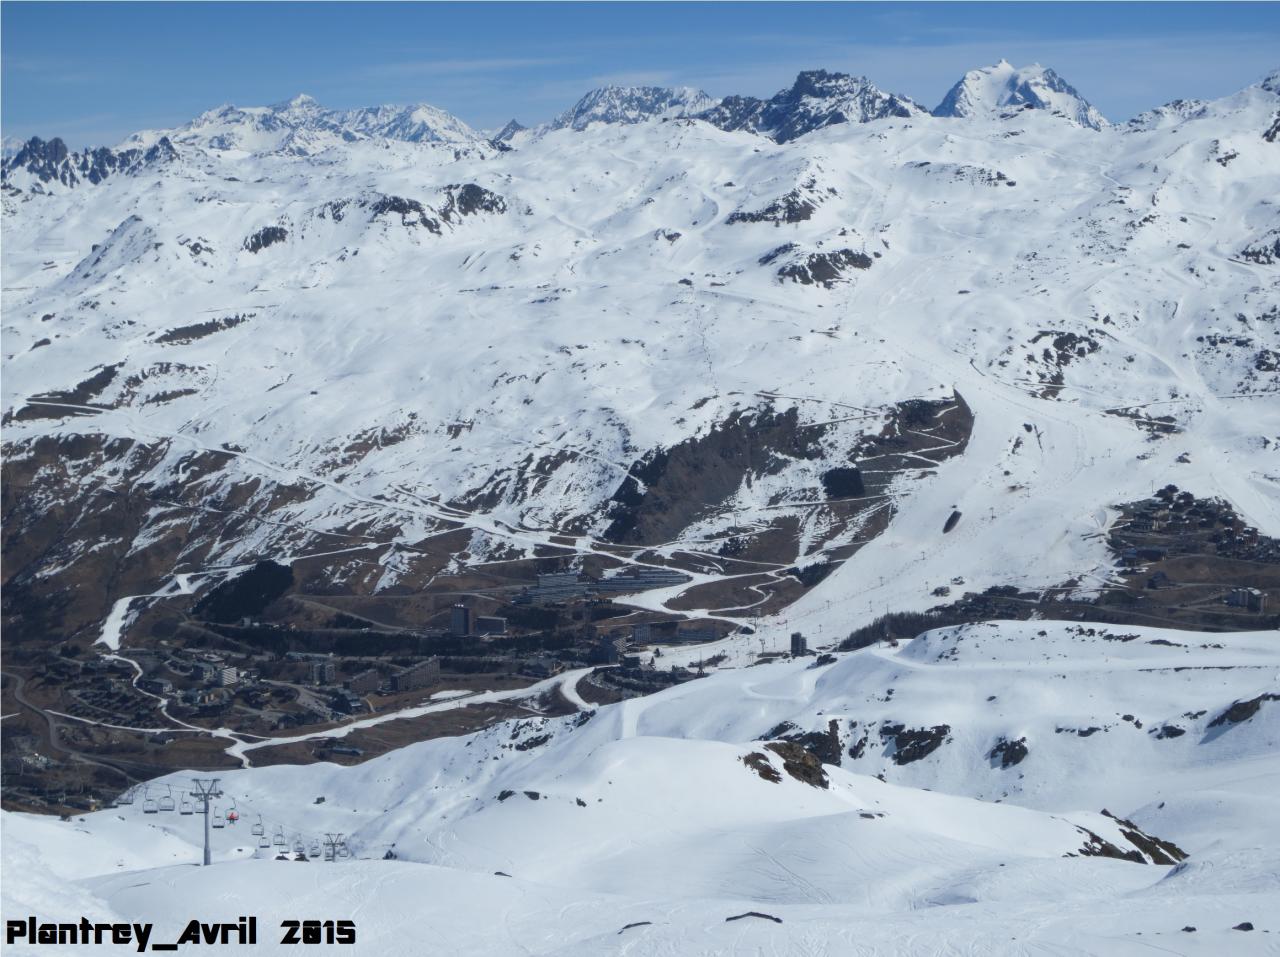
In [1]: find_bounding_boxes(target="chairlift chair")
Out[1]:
[142,788,158,814]
[157,786,176,813]
[337,844,350,859]
[258,836,270,849]
[309,841,321,857]
[251,815,265,837]
[212,805,225,829]
[273,828,286,847]
[179,797,194,815]
[293,838,305,855]
[117,789,135,806]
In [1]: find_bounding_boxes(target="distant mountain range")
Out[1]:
[2,60,1180,164]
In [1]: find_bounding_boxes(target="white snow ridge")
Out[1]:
[3,58,1280,956]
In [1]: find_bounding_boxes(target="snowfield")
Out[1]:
[4,621,1280,954]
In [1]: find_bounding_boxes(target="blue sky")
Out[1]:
[3,2,1278,146]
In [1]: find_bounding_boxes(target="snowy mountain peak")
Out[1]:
[275,93,320,110]
[120,95,489,155]
[698,69,925,143]
[933,60,1108,130]
[549,85,717,131]
[1259,68,1280,94]
[494,119,526,142]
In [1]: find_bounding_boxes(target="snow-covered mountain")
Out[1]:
[699,69,926,142]
[1,135,178,190]
[547,84,717,131]
[933,59,1109,129]
[118,93,492,156]
[4,68,1275,646]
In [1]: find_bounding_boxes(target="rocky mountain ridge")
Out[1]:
[12,59,1247,173]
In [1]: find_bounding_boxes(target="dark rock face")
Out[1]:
[787,562,833,587]
[763,719,843,765]
[1265,112,1280,143]
[10,363,122,422]
[758,243,799,266]
[154,313,251,345]
[776,249,873,287]
[494,119,525,142]
[1209,693,1280,728]
[193,560,294,623]
[988,736,1028,768]
[881,723,951,765]
[742,751,783,784]
[1240,231,1280,265]
[726,183,825,224]
[764,741,830,788]
[820,467,865,498]
[368,195,440,232]
[243,225,289,253]
[699,70,923,144]
[1098,809,1188,865]
[439,183,507,220]
[1,135,177,189]
[602,407,827,545]
[847,729,870,760]
[370,195,424,218]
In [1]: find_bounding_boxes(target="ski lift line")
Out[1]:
[124,784,339,854]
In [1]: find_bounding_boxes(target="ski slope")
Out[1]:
[4,621,1278,954]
